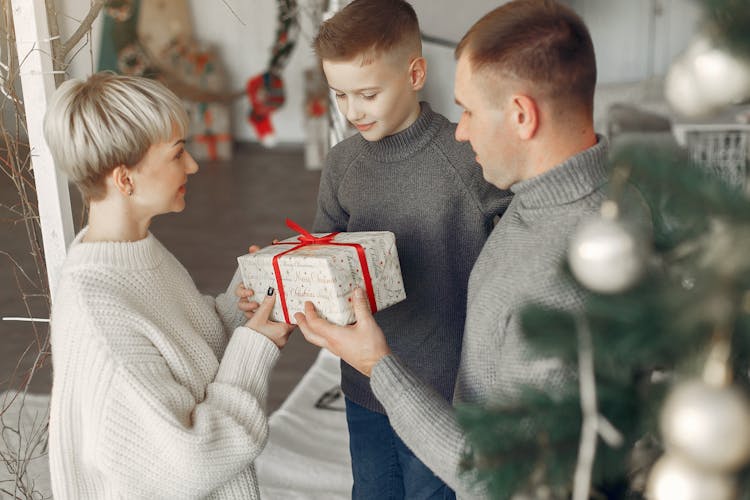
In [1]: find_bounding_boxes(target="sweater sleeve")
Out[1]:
[370,355,487,498]
[91,328,279,499]
[312,148,349,233]
[212,266,246,333]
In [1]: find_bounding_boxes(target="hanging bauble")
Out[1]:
[568,210,649,294]
[660,380,750,471]
[664,57,713,117]
[665,32,750,117]
[646,455,736,500]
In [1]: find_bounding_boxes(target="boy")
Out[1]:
[311,1,512,498]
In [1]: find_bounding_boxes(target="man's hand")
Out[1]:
[245,287,295,349]
[295,288,391,377]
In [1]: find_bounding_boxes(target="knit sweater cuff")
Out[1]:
[216,327,279,400]
[370,354,414,409]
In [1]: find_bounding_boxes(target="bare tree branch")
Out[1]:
[61,0,104,57]
[43,0,63,85]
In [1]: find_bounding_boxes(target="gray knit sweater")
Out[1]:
[371,137,614,498]
[313,102,512,413]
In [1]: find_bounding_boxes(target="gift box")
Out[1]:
[237,220,406,325]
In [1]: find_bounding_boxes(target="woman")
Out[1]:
[43,72,293,499]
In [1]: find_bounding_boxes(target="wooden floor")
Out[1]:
[0,143,322,413]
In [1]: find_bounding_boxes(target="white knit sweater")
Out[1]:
[49,229,279,499]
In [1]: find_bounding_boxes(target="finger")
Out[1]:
[303,300,323,322]
[305,301,357,339]
[351,288,374,323]
[272,238,280,244]
[238,300,259,312]
[248,244,261,254]
[236,284,254,297]
[295,312,328,348]
[253,287,277,321]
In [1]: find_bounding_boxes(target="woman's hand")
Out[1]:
[235,245,261,319]
[245,287,294,349]
[236,283,259,319]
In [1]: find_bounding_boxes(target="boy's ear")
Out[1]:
[512,94,539,140]
[409,57,427,91]
[110,165,134,197]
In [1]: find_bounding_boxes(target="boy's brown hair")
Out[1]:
[313,0,421,64]
[456,0,596,112]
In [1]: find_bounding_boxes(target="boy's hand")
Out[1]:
[295,288,391,377]
[245,288,294,349]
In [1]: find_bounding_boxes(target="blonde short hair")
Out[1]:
[43,72,189,201]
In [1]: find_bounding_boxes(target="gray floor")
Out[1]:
[1,142,322,413]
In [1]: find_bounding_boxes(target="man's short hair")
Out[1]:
[313,0,421,64]
[43,72,188,201]
[456,0,596,111]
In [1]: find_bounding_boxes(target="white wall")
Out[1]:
[59,0,320,143]
[57,0,704,143]
[570,0,703,83]
[412,0,498,44]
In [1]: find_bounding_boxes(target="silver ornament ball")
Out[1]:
[665,32,750,117]
[660,380,750,471]
[646,454,736,500]
[568,215,648,294]
[664,57,713,117]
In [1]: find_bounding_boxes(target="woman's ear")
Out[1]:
[110,165,134,197]
[512,94,539,140]
[409,57,427,91]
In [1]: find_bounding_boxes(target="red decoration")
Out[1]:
[193,133,231,161]
[246,71,286,145]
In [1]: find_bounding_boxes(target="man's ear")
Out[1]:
[512,94,539,140]
[110,165,133,197]
[409,57,427,91]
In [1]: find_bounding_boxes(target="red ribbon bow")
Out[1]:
[271,219,378,323]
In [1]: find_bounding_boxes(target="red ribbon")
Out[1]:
[271,218,378,323]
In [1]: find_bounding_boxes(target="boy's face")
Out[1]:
[323,53,423,142]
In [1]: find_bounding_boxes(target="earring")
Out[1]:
[127,188,133,196]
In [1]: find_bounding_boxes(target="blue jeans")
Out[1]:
[345,397,456,500]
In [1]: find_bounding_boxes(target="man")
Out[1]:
[297,1,625,497]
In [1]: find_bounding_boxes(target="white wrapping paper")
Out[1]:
[237,231,406,325]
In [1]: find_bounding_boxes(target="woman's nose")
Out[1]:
[186,152,199,174]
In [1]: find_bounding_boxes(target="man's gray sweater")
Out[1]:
[371,137,616,498]
[313,102,512,413]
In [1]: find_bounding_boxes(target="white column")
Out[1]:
[11,0,74,300]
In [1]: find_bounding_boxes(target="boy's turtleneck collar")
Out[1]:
[510,135,610,208]
[359,102,442,163]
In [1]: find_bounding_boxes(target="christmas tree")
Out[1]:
[457,1,750,498]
